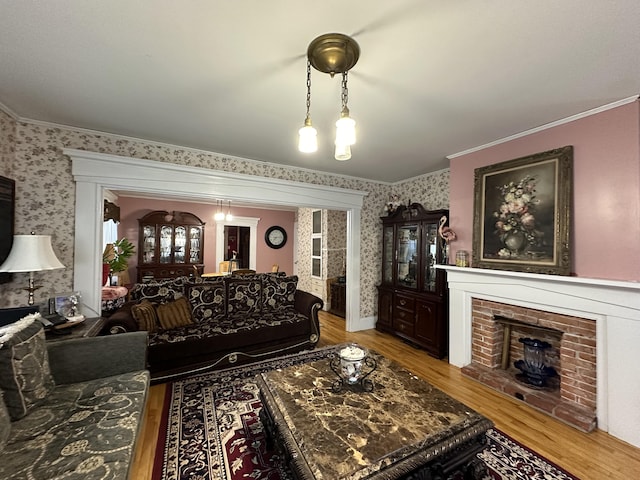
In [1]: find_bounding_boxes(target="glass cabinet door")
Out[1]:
[396,224,418,289]
[189,227,202,263]
[142,225,156,264]
[382,225,394,284]
[160,225,173,264]
[174,226,186,263]
[422,222,438,292]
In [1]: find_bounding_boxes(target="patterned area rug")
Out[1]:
[152,347,579,480]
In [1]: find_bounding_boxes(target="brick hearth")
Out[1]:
[461,298,597,432]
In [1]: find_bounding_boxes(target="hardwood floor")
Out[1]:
[131,311,640,480]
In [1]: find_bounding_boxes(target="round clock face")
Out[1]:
[265,226,287,249]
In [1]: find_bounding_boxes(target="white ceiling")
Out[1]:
[1,1,640,183]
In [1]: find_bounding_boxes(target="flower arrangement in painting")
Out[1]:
[493,175,542,257]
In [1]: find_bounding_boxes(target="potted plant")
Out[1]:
[103,238,135,286]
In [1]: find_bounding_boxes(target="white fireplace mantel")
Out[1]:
[439,265,640,448]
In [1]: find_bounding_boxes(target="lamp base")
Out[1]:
[22,271,42,306]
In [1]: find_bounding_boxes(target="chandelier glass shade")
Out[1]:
[214,200,225,221]
[334,143,351,161]
[298,116,318,153]
[297,33,359,161]
[335,108,356,147]
[225,201,233,222]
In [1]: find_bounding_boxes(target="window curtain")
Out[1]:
[103,220,118,248]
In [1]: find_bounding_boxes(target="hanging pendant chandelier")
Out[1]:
[214,200,225,221]
[297,33,360,161]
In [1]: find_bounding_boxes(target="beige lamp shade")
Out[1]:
[0,234,65,273]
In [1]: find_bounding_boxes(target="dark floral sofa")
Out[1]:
[103,273,323,381]
[0,313,148,480]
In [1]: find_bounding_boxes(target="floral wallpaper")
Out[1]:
[0,116,449,321]
[326,210,347,279]
[296,208,313,293]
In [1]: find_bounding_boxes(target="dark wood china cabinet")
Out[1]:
[376,204,449,358]
[137,210,205,282]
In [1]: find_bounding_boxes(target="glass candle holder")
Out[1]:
[329,343,377,392]
[455,250,469,267]
[339,343,368,384]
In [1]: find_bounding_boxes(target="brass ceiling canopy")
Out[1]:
[307,33,360,77]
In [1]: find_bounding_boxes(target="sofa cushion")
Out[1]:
[0,370,149,479]
[147,310,313,372]
[0,392,10,451]
[131,300,159,332]
[156,296,193,330]
[0,315,54,420]
[263,275,298,313]
[187,280,226,322]
[227,277,262,316]
[129,276,187,303]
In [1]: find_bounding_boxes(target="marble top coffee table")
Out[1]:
[257,351,493,479]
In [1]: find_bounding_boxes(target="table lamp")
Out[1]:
[0,232,65,305]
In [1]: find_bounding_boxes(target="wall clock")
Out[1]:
[265,226,287,249]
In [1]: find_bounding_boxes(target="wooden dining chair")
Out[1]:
[231,269,256,275]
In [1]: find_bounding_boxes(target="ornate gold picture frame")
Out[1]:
[472,146,573,275]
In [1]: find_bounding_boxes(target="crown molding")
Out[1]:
[0,101,18,119]
[447,95,640,159]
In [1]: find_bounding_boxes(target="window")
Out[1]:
[103,219,118,248]
[311,210,322,277]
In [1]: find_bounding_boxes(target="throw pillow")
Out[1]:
[131,300,159,332]
[227,277,262,316]
[0,392,10,451]
[187,281,226,322]
[0,314,55,420]
[156,296,194,330]
[263,275,298,312]
[129,277,186,303]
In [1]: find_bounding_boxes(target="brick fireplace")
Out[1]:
[461,298,596,431]
[441,265,640,449]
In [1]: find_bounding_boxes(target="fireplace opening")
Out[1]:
[514,337,558,389]
[462,299,597,432]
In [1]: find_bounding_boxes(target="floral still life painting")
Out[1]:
[493,174,542,258]
[473,146,573,275]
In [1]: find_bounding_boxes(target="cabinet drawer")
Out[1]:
[395,308,414,323]
[395,294,415,311]
[393,319,414,336]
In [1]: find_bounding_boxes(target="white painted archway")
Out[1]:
[67,149,367,331]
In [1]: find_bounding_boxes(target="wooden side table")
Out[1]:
[45,317,106,342]
[329,281,346,318]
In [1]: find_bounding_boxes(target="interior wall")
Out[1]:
[0,116,450,318]
[450,100,640,281]
[116,196,296,280]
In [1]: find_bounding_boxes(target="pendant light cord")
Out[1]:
[305,60,312,121]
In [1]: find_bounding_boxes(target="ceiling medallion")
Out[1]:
[307,33,360,77]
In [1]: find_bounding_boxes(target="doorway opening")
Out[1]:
[224,225,250,268]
